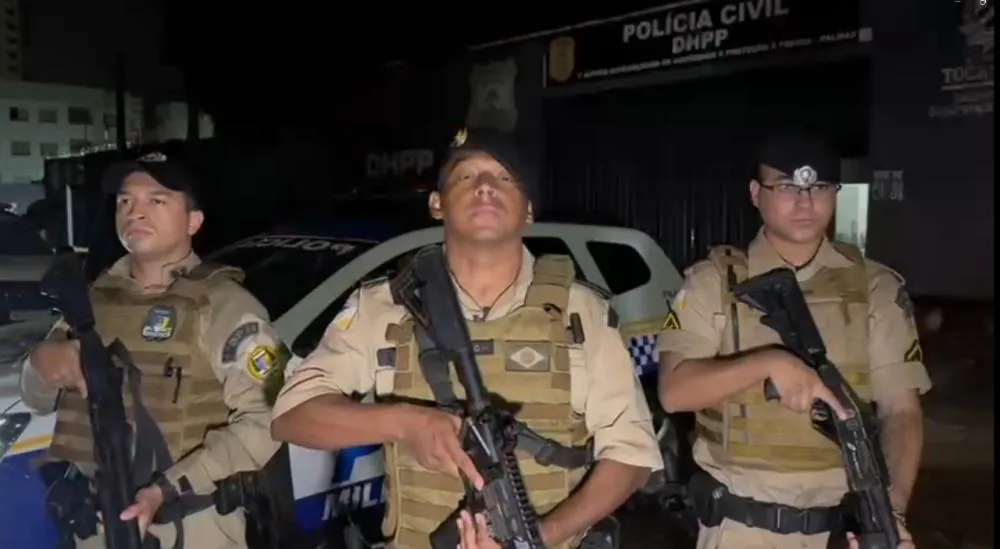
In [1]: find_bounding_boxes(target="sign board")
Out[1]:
[545,0,863,87]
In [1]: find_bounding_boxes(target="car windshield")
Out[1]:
[208,234,376,320]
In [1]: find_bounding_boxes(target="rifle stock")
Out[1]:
[40,253,143,549]
[731,267,900,549]
[391,246,545,549]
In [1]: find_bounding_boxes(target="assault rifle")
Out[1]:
[390,245,545,549]
[732,267,900,549]
[41,253,144,549]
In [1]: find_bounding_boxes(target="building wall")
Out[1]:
[15,0,181,96]
[0,80,212,184]
[368,0,991,298]
[149,102,214,143]
[0,0,22,80]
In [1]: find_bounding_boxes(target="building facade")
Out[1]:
[0,0,21,80]
[356,0,993,299]
[0,80,212,184]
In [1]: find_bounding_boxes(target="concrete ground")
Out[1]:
[619,299,995,549]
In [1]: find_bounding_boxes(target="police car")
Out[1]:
[0,218,686,548]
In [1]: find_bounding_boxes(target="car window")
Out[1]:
[585,241,651,295]
[207,235,376,321]
[523,237,585,280]
[0,214,52,256]
[291,250,418,358]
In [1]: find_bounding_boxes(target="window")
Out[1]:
[206,233,376,325]
[67,107,92,125]
[8,106,28,122]
[39,142,60,157]
[69,139,91,153]
[290,250,418,358]
[38,108,58,123]
[523,237,585,279]
[291,295,353,358]
[585,241,651,295]
[9,141,30,156]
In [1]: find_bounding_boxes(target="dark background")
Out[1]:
[21,0,993,299]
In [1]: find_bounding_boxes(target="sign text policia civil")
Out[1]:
[546,0,862,86]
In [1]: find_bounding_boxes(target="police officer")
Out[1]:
[20,153,285,549]
[270,129,663,549]
[656,132,930,549]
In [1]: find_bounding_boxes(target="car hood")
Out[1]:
[0,318,56,398]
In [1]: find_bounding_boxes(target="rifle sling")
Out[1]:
[112,341,188,549]
[413,322,591,471]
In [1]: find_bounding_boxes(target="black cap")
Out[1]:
[757,130,841,185]
[101,152,201,209]
[439,128,539,210]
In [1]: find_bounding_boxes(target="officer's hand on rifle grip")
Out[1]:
[397,404,484,489]
[30,339,87,398]
[761,348,849,420]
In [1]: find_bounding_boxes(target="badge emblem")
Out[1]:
[465,58,519,133]
[548,36,576,84]
[793,165,818,187]
[451,127,469,148]
[141,305,177,341]
[247,345,278,381]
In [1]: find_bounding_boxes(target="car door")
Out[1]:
[524,223,684,377]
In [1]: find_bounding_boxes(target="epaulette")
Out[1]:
[185,263,245,285]
[361,275,390,289]
[574,279,613,301]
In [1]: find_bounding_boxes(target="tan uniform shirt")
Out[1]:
[657,232,932,510]
[273,247,663,471]
[19,254,282,497]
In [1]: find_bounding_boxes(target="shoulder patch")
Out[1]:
[662,311,681,331]
[904,340,923,363]
[361,275,389,289]
[246,344,280,382]
[574,279,613,301]
[222,322,259,364]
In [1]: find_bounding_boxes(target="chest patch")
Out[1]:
[504,341,550,372]
[141,305,177,342]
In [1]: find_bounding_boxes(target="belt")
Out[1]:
[689,473,844,536]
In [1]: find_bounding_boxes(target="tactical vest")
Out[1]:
[696,243,873,472]
[47,264,242,479]
[381,255,590,549]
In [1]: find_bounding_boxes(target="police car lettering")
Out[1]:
[234,236,357,255]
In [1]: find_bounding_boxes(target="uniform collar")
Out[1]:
[452,245,535,321]
[100,252,202,292]
[748,228,855,282]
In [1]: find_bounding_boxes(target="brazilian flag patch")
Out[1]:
[904,340,923,362]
